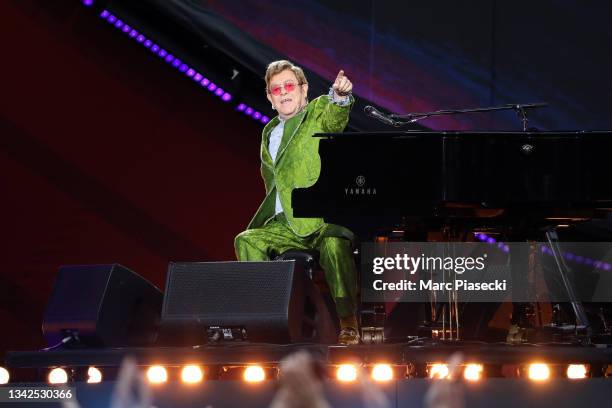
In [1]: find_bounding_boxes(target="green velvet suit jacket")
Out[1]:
[247,95,354,237]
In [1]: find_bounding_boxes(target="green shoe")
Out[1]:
[338,328,360,345]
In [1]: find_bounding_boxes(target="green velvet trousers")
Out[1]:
[234,213,358,318]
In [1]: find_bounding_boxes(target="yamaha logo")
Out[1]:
[345,175,377,196]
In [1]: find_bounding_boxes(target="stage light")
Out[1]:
[146,366,168,384]
[87,367,102,384]
[48,368,68,384]
[464,364,483,382]
[82,0,94,7]
[94,8,268,129]
[567,364,587,379]
[528,363,550,381]
[0,367,9,384]
[336,364,358,382]
[429,364,450,379]
[429,364,449,379]
[243,366,266,383]
[371,364,393,382]
[181,365,204,384]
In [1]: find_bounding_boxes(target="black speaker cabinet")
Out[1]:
[42,264,163,347]
[161,261,336,344]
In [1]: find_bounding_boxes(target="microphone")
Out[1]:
[364,105,397,126]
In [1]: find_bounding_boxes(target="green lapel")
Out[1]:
[275,109,307,165]
[260,117,279,169]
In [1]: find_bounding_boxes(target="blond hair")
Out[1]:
[265,60,308,92]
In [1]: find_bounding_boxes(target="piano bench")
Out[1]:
[275,249,329,291]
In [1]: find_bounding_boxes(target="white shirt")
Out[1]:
[268,118,285,215]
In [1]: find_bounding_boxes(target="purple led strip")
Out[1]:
[94,8,270,125]
[474,233,612,271]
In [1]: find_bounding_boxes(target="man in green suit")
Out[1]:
[234,60,359,345]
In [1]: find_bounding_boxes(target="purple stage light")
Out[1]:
[82,0,94,6]
[604,263,611,271]
[486,237,496,244]
[94,10,268,127]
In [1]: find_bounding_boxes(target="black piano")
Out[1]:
[293,131,612,233]
[293,131,612,340]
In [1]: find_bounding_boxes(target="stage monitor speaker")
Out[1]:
[42,264,163,347]
[160,261,336,344]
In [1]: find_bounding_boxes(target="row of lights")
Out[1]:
[98,9,233,104]
[84,1,271,126]
[474,232,612,271]
[0,362,590,385]
[426,362,588,381]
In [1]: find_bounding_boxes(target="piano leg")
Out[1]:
[545,229,591,336]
